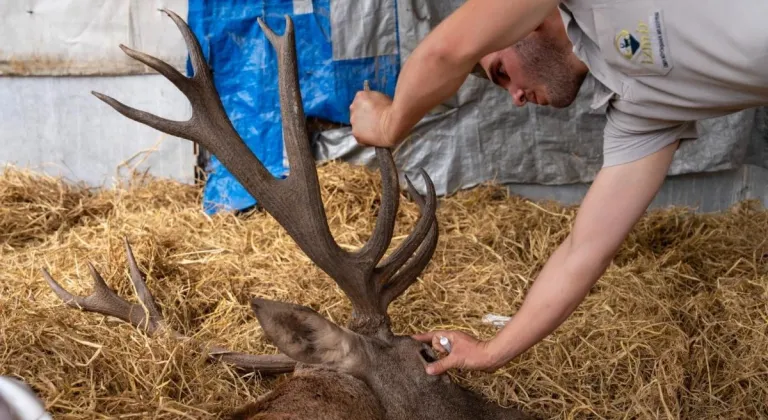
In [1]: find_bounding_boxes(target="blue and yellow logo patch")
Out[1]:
[615,30,640,60]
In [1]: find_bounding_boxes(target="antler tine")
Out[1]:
[159,9,210,82]
[254,18,403,266]
[91,91,191,141]
[123,237,162,322]
[379,176,439,308]
[373,170,437,280]
[88,11,202,140]
[353,80,400,264]
[255,16,316,183]
[344,170,438,333]
[93,8,277,193]
[43,238,296,375]
[118,44,190,93]
[251,17,406,305]
[42,259,162,335]
[354,147,400,264]
[374,171,439,309]
[381,223,438,308]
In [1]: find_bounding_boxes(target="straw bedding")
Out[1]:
[1,162,766,419]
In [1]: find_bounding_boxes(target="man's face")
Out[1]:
[479,33,586,108]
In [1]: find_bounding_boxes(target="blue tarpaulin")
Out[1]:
[187,0,400,214]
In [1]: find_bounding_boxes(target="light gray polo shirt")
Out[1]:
[558,0,768,167]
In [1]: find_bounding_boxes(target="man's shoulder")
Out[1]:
[561,0,768,120]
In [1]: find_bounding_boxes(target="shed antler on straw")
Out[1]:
[43,238,296,373]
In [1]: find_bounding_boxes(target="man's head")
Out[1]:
[475,9,589,108]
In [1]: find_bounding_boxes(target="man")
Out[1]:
[349,0,768,376]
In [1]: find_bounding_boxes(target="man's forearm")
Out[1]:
[386,48,473,143]
[485,235,612,365]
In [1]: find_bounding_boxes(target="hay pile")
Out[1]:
[1,162,767,419]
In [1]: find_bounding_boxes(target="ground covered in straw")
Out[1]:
[1,162,767,419]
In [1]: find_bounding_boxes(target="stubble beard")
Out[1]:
[514,36,586,108]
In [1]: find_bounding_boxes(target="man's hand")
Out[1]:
[350,90,398,148]
[412,330,502,375]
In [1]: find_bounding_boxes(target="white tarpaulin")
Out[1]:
[0,0,188,76]
[0,1,194,186]
[0,75,195,186]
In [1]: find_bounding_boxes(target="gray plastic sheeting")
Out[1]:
[312,0,767,197]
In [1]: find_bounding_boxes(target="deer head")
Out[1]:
[42,9,536,420]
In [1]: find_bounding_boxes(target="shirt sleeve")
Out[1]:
[602,104,697,167]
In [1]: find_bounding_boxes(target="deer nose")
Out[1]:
[419,344,437,364]
[511,89,527,107]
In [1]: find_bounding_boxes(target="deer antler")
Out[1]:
[87,9,439,333]
[43,238,296,374]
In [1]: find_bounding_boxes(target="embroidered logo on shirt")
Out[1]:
[613,11,671,70]
[615,30,640,59]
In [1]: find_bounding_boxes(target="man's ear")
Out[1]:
[250,298,365,371]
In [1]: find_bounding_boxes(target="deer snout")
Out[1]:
[419,343,438,364]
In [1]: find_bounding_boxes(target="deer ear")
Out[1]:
[250,298,365,371]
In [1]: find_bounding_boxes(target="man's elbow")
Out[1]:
[419,33,478,71]
[562,234,618,284]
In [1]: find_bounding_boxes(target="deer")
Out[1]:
[41,9,538,420]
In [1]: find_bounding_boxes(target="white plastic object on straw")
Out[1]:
[482,313,512,328]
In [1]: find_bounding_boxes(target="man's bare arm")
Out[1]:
[417,141,680,375]
[350,0,560,147]
[484,142,679,365]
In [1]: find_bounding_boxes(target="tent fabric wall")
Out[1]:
[0,1,189,76]
[0,0,195,187]
[0,75,195,187]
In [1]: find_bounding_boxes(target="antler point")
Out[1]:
[41,268,79,303]
[91,91,112,104]
[403,173,416,190]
